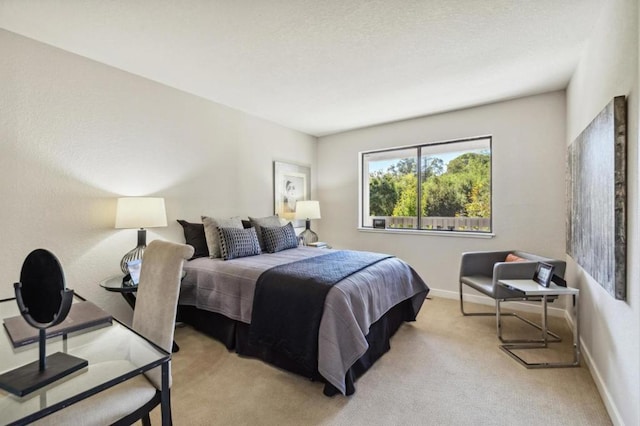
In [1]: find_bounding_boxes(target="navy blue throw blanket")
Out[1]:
[249,250,393,378]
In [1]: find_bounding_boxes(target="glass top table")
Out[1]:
[0,295,170,425]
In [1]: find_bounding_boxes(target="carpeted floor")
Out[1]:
[150,297,611,425]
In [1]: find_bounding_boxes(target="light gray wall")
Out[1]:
[566,0,639,424]
[317,91,567,300]
[0,30,317,323]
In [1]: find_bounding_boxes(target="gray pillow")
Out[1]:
[217,227,262,260]
[248,215,282,250]
[261,222,299,253]
[202,216,243,258]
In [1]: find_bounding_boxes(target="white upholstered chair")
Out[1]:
[37,240,194,425]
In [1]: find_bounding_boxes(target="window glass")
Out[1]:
[361,137,492,233]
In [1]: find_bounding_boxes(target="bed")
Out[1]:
[176,245,429,396]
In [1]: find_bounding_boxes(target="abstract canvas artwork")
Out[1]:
[566,96,626,300]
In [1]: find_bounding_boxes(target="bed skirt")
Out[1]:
[176,298,414,396]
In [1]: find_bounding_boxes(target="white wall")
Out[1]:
[317,91,567,299]
[566,0,639,424]
[0,30,317,322]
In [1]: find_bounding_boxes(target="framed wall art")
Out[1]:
[273,161,311,226]
[566,96,627,300]
[533,262,554,288]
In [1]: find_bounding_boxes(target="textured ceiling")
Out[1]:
[0,1,602,136]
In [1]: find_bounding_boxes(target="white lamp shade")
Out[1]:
[295,200,321,220]
[115,197,167,229]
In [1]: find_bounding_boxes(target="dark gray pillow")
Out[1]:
[217,227,262,260]
[261,223,298,253]
[177,220,209,259]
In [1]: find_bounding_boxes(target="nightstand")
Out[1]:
[100,275,138,309]
[497,279,580,368]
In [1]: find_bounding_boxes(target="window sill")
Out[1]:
[357,227,495,239]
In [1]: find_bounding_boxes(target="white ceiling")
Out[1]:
[0,1,602,137]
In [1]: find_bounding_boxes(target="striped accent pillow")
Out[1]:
[217,227,262,260]
[261,222,299,253]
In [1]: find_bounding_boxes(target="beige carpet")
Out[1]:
[150,297,611,425]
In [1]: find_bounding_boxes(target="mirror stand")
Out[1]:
[0,251,88,397]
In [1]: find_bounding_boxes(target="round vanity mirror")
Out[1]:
[2,249,85,397]
[18,249,66,325]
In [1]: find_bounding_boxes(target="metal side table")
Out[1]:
[497,279,580,368]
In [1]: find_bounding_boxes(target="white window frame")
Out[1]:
[358,136,493,237]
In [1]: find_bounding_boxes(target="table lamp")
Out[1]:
[295,200,321,245]
[115,197,167,274]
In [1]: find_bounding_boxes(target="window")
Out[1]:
[360,136,492,233]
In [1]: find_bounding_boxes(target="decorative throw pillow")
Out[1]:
[176,220,209,259]
[261,222,299,253]
[202,216,244,258]
[217,227,262,260]
[505,253,527,262]
[248,215,282,250]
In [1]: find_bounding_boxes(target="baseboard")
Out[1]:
[563,311,623,426]
[431,288,567,317]
[429,288,622,425]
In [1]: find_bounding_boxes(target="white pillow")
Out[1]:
[201,216,243,258]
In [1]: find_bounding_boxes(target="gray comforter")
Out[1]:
[179,247,428,395]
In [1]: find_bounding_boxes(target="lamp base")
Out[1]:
[120,229,147,274]
[299,228,318,246]
[120,246,145,274]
